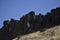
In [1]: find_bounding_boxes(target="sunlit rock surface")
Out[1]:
[13,25,60,40]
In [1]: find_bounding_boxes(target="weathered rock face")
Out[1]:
[0,7,60,40]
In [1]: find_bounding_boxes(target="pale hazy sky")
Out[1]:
[0,0,60,28]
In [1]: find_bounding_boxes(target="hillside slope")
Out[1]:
[13,25,60,40]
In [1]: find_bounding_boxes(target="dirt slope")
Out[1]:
[13,25,60,40]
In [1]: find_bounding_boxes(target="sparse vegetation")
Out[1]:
[13,26,60,40]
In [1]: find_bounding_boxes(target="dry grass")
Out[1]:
[13,25,60,40]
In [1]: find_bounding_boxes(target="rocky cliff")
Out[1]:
[0,7,60,40]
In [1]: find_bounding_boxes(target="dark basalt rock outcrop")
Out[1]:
[0,7,60,40]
